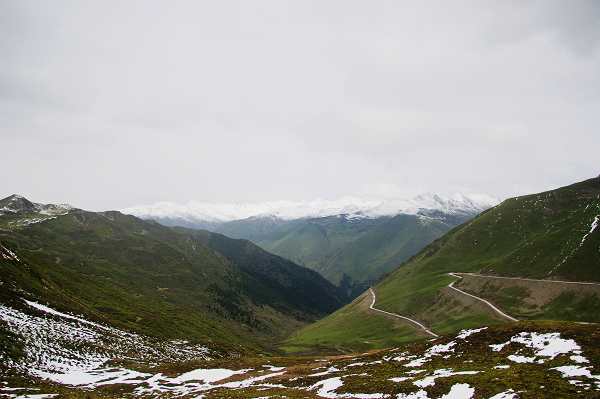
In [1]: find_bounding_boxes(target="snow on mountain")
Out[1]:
[0,194,74,216]
[122,193,500,224]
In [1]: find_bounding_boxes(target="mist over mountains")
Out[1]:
[123,193,499,228]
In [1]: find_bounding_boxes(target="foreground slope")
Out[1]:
[2,320,600,398]
[0,195,343,353]
[287,177,600,352]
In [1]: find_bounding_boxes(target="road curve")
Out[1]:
[368,288,439,338]
[447,273,519,322]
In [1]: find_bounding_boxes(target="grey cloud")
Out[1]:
[0,1,598,210]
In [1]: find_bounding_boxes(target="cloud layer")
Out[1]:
[1,1,599,210]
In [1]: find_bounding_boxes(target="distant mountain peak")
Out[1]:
[0,194,37,213]
[0,194,75,216]
[122,193,500,225]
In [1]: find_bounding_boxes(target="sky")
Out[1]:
[1,0,599,211]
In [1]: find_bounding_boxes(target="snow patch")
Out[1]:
[440,383,475,399]
[413,369,479,388]
[580,216,599,246]
[404,341,457,368]
[456,327,487,340]
[507,355,537,364]
[491,332,582,364]
[552,365,600,381]
[0,301,210,382]
[488,389,518,399]
[309,366,340,377]
[308,376,388,398]
[0,244,20,262]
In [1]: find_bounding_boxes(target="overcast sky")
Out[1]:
[1,1,599,211]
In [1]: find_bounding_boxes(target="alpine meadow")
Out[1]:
[1,1,600,398]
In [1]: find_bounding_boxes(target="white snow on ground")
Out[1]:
[489,343,510,352]
[396,383,475,399]
[2,314,598,398]
[570,355,589,364]
[591,216,600,233]
[262,365,285,372]
[23,299,107,330]
[389,377,412,382]
[440,383,474,399]
[552,365,600,381]
[456,327,487,340]
[345,362,366,368]
[36,368,150,387]
[174,368,251,384]
[488,389,518,399]
[413,369,480,388]
[309,377,345,398]
[396,390,430,399]
[7,217,57,227]
[507,355,537,364]
[490,332,585,364]
[0,300,210,383]
[404,341,456,368]
[219,371,286,389]
[0,244,20,262]
[580,215,600,246]
[308,376,389,398]
[404,358,430,368]
[427,341,457,355]
[132,368,278,396]
[309,366,341,377]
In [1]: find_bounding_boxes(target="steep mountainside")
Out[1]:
[217,212,472,294]
[0,195,344,353]
[286,177,600,353]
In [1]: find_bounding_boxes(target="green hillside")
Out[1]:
[286,177,600,353]
[0,195,344,353]
[216,212,471,295]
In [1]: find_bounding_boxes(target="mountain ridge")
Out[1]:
[121,193,499,226]
[0,195,345,353]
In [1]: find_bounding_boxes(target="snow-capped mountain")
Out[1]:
[122,193,499,225]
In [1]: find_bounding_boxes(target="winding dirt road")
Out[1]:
[369,272,597,337]
[368,288,439,338]
[447,272,519,322]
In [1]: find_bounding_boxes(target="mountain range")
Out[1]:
[124,194,498,295]
[0,194,345,354]
[123,193,498,225]
[2,178,600,397]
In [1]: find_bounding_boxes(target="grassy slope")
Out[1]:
[286,177,600,352]
[281,291,421,354]
[318,214,457,285]
[0,207,342,353]
[252,214,466,287]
